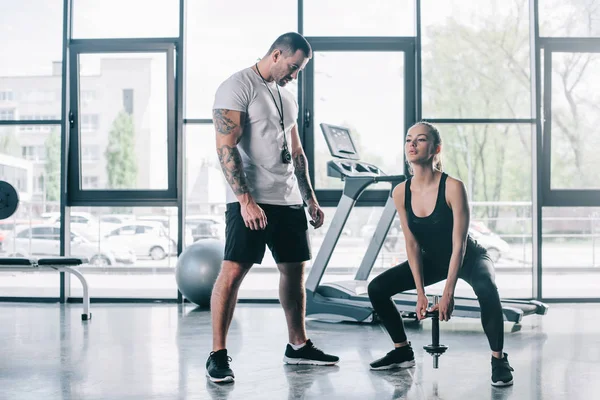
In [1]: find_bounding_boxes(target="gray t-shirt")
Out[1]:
[213,67,303,206]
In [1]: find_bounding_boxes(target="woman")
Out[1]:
[367,122,514,387]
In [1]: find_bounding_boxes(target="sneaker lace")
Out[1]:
[305,340,325,354]
[211,351,232,368]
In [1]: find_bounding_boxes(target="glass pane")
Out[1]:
[540,0,600,37]
[78,53,169,190]
[303,0,415,36]
[184,124,226,245]
[438,124,533,202]
[185,0,297,119]
[0,124,61,297]
[0,1,63,118]
[550,52,600,190]
[313,52,404,190]
[72,0,179,39]
[68,206,179,298]
[542,207,600,298]
[421,0,531,118]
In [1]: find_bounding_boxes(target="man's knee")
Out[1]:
[218,260,252,287]
[277,262,305,277]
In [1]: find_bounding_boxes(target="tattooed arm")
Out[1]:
[291,124,324,228]
[213,108,267,230]
[290,124,315,203]
[213,109,249,196]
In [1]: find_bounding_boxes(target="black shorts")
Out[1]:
[224,202,312,265]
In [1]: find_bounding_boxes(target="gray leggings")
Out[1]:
[367,253,504,351]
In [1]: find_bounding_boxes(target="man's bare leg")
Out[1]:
[211,261,252,351]
[277,262,308,345]
[278,261,339,365]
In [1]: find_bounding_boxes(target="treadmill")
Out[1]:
[305,123,548,325]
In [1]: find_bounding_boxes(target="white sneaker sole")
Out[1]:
[491,379,513,387]
[370,360,416,371]
[283,356,339,366]
[205,370,234,383]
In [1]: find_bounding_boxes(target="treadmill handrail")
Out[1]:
[373,175,406,184]
[342,176,377,200]
[342,175,406,200]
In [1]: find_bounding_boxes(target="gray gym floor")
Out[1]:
[0,302,598,400]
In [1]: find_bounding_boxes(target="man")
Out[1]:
[206,32,339,384]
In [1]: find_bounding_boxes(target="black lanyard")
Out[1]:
[255,63,289,151]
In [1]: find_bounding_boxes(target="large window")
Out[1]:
[76,53,169,191]
[185,0,297,119]
[0,1,63,117]
[421,0,531,118]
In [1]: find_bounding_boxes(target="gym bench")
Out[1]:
[0,257,91,321]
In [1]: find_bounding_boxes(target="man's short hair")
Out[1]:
[267,32,312,58]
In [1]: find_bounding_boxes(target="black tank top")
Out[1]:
[405,173,483,264]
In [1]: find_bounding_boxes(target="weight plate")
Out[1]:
[0,181,19,220]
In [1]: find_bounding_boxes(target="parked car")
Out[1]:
[0,218,44,251]
[1,224,136,266]
[185,214,225,241]
[99,214,137,225]
[468,221,511,262]
[103,221,178,260]
[41,211,98,227]
[364,219,511,262]
[136,215,194,246]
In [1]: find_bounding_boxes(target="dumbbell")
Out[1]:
[422,295,448,369]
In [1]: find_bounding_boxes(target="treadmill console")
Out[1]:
[327,159,386,179]
[320,123,360,160]
[320,123,387,179]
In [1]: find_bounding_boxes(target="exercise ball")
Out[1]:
[176,239,224,308]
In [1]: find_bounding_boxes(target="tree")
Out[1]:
[105,110,138,189]
[44,129,61,202]
[547,52,600,189]
[421,0,599,229]
[421,0,531,228]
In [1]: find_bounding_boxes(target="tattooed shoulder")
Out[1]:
[213,109,247,136]
[213,109,236,135]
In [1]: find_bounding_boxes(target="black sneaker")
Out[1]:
[206,349,235,383]
[283,339,339,365]
[370,344,415,370]
[491,353,514,387]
